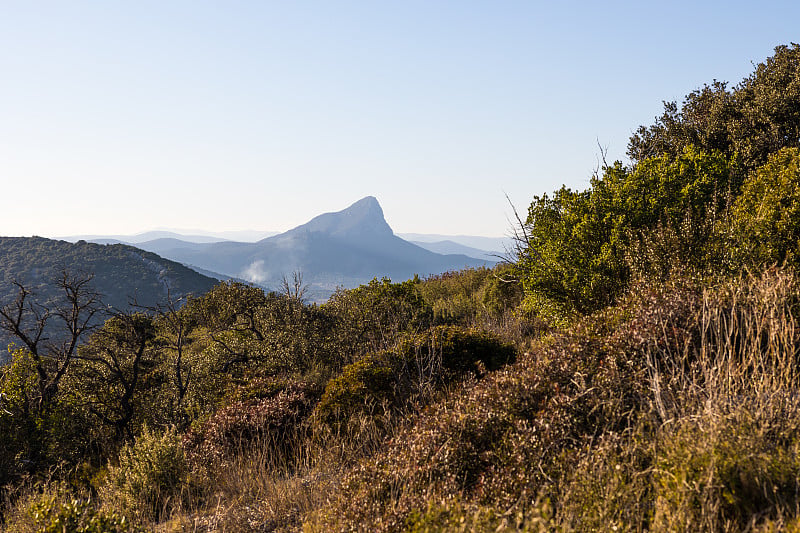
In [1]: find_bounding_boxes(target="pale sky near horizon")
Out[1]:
[1,1,798,238]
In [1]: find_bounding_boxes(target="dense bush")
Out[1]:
[2,483,138,533]
[183,380,318,472]
[731,147,800,268]
[314,326,515,429]
[628,43,800,173]
[101,426,190,523]
[323,277,433,363]
[403,324,516,374]
[313,350,401,428]
[518,146,733,315]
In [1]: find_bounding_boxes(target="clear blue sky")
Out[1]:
[1,1,798,238]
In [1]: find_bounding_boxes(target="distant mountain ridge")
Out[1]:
[408,240,503,261]
[63,229,279,244]
[398,233,512,257]
[112,197,494,300]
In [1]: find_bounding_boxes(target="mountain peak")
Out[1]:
[284,196,393,240]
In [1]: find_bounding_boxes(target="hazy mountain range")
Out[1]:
[62,223,510,261]
[64,229,280,244]
[59,197,499,301]
[398,233,511,258]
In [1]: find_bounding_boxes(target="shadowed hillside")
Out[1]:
[0,237,217,361]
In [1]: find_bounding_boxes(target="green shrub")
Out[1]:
[314,326,516,429]
[517,146,734,315]
[732,147,800,268]
[401,325,516,374]
[3,483,138,533]
[313,350,401,427]
[102,426,190,523]
[628,44,800,174]
[323,277,433,363]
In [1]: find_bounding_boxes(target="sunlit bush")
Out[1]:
[102,426,190,523]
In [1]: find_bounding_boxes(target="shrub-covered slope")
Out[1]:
[3,44,800,533]
[0,237,218,362]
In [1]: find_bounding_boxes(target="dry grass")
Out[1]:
[299,268,800,531]
[7,268,799,532]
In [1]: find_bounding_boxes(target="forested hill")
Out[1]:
[0,237,217,359]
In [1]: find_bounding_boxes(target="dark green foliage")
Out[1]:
[187,281,333,375]
[0,349,46,482]
[314,326,515,428]
[518,146,733,314]
[628,43,800,173]
[313,350,401,427]
[518,43,800,318]
[323,277,433,363]
[401,324,516,374]
[0,348,98,485]
[71,313,160,443]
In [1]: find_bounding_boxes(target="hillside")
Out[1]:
[2,44,800,532]
[0,237,218,360]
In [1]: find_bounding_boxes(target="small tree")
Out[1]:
[73,312,158,442]
[0,271,103,414]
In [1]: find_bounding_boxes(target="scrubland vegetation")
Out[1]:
[2,44,800,531]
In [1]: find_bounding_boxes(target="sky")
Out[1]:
[1,1,798,239]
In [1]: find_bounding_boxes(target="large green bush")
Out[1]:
[323,277,433,363]
[314,326,515,428]
[518,146,733,315]
[628,44,800,173]
[731,147,800,268]
[313,350,401,427]
[399,324,516,375]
